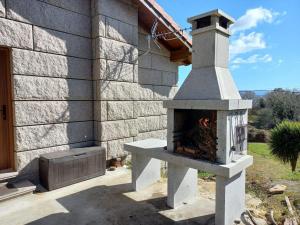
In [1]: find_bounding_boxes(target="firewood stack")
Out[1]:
[175,115,217,162]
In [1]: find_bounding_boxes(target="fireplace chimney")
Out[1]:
[174,9,241,100]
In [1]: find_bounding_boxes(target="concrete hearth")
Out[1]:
[124,139,253,225]
[125,9,253,225]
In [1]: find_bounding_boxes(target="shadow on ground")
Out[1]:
[26,182,215,225]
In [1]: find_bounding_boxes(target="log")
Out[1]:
[284,196,298,225]
[183,147,197,154]
[269,210,278,225]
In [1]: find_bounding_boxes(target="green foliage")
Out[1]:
[270,121,300,171]
[253,108,274,129]
[242,89,300,130]
[248,125,270,143]
[266,89,300,123]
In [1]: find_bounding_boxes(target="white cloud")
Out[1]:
[278,59,283,65]
[230,32,266,59]
[230,64,240,70]
[231,7,282,34]
[232,54,272,65]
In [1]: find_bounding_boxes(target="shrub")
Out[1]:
[248,125,270,143]
[270,121,300,172]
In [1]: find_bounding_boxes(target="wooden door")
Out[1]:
[0,48,13,170]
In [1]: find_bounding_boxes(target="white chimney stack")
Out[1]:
[174,9,241,100]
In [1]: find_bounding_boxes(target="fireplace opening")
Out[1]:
[174,109,217,162]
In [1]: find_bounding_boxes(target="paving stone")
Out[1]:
[151,54,177,73]
[137,116,161,133]
[93,59,107,80]
[92,14,105,38]
[12,49,91,80]
[162,71,178,86]
[97,81,138,100]
[7,0,91,37]
[135,129,167,141]
[137,85,153,100]
[99,119,138,141]
[33,26,92,59]
[134,101,166,117]
[0,0,5,17]
[0,18,33,49]
[107,101,134,120]
[94,0,138,26]
[153,86,178,100]
[94,37,138,63]
[106,17,137,45]
[107,137,133,159]
[138,68,162,85]
[94,101,107,121]
[14,101,93,126]
[15,121,94,151]
[39,0,91,16]
[106,60,134,82]
[160,115,168,129]
[14,75,93,100]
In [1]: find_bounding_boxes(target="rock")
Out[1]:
[283,218,298,225]
[246,194,262,209]
[268,184,287,194]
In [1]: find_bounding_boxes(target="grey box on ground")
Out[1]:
[39,146,106,191]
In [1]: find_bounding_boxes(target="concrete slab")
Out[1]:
[124,139,253,178]
[163,99,252,110]
[0,168,216,225]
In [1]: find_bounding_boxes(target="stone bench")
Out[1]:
[124,138,253,225]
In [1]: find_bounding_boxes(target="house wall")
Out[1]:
[136,27,178,141]
[0,0,179,180]
[92,0,179,160]
[0,0,94,180]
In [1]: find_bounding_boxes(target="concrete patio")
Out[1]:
[0,168,218,225]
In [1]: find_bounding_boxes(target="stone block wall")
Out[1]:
[136,27,178,141]
[0,0,93,180]
[0,0,180,179]
[92,0,139,160]
[92,0,179,160]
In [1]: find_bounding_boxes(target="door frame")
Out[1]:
[0,47,15,171]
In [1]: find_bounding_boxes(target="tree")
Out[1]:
[270,121,300,172]
[254,108,274,129]
[266,89,300,124]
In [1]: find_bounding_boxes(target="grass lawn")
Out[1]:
[248,142,300,181]
[247,142,300,220]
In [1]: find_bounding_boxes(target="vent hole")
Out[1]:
[196,16,211,29]
[219,16,229,29]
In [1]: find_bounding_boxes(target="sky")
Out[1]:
[156,0,300,91]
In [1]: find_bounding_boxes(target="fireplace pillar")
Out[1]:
[167,163,198,208]
[215,170,246,225]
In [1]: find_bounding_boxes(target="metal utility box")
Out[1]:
[39,146,106,191]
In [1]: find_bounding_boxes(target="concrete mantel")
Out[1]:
[124,138,253,178]
[163,99,252,110]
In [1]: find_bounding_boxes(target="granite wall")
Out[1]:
[0,0,93,180]
[0,0,179,180]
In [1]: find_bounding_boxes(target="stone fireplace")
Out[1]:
[125,9,254,225]
[173,109,218,161]
[164,9,252,165]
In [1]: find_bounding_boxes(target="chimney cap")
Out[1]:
[187,9,235,25]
